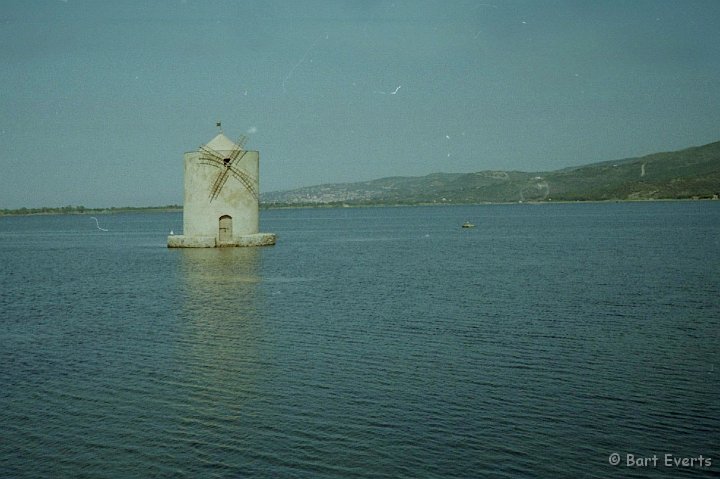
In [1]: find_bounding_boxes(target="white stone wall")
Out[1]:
[182,149,260,238]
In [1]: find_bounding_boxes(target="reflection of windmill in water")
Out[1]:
[168,123,275,248]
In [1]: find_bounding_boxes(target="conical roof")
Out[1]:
[204,133,239,152]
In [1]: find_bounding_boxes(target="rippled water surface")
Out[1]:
[1,202,719,478]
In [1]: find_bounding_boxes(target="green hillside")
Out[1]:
[263,140,720,205]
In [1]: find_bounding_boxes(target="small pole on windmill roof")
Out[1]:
[216,121,223,134]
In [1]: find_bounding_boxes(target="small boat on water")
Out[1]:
[462,221,475,228]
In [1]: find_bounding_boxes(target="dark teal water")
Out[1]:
[1,202,719,478]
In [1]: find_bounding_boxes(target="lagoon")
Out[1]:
[1,202,718,478]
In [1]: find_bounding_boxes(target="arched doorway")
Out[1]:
[219,215,232,243]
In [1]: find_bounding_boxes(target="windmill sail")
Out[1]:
[199,141,255,201]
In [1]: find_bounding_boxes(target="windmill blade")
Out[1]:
[228,164,257,185]
[201,142,245,166]
[228,150,247,165]
[228,166,259,199]
[199,153,224,168]
[201,140,256,201]
[236,135,248,149]
[199,159,223,168]
[210,175,231,201]
[199,145,225,163]
[227,147,247,164]
[200,152,224,167]
[209,169,231,201]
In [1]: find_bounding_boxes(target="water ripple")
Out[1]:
[2,204,719,478]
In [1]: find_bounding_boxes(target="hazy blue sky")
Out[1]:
[2,0,719,208]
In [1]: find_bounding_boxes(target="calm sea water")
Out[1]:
[1,202,718,478]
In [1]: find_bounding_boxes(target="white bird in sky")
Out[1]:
[376,85,401,95]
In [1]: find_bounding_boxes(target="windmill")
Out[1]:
[197,134,259,201]
[167,124,275,248]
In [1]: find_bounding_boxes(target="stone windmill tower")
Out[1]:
[168,125,276,248]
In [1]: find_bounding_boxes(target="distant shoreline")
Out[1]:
[0,205,182,217]
[260,196,719,210]
[2,197,718,217]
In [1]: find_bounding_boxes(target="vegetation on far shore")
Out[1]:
[0,205,182,217]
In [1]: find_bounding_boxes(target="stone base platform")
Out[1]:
[167,233,276,248]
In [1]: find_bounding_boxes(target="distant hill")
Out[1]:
[261,141,720,206]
